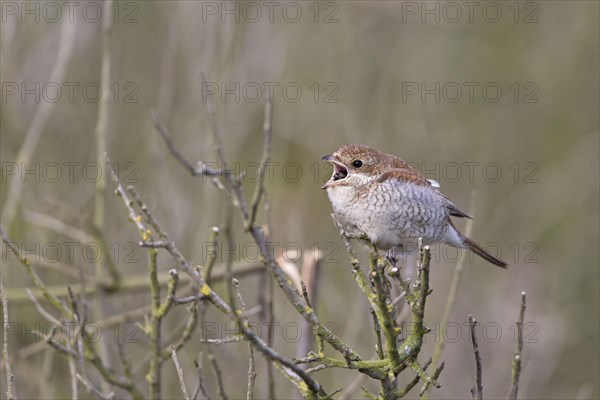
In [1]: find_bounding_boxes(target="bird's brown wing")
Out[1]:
[376,168,430,186]
[376,168,472,219]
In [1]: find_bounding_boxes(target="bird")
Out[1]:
[321,144,507,268]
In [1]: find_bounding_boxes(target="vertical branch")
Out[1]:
[247,94,273,229]
[369,251,401,398]
[246,344,257,400]
[94,0,112,231]
[148,264,178,399]
[68,352,78,399]
[469,315,483,400]
[413,244,432,344]
[147,249,162,399]
[208,352,228,400]
[190,353,209,400]
[266,274,276,399]
[171,347,191,400]
[234,279,258,400]
[93,0,113,384]
[370,308,384,360]
[508,292,526,400]
[370,252,401,370]
[0,268,16,399]
[203,227,220,285]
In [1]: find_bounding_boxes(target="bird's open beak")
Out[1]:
[321,155,349,189]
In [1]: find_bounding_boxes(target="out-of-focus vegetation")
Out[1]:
[1,1,598,399]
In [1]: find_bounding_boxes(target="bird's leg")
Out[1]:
[385,246,403,267]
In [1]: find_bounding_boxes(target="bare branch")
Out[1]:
[246,343,257,400]
[208,351,228,400]
[75,373,114,400]
[370,308,384,360]
[247,95,273,229]
[171,347,191,400]
[0,268,16,399]
[469,315,483,400]
[191,353,210,400]
[508,292,527,400]
[150,108,200,176]
[1,226,71,319]
[396,358,433,398]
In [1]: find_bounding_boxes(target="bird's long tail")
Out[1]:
[463,237,508,268]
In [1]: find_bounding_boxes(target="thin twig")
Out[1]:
[508,292,527,400]
[147,249,164,399]
[208,351,228,400]
[247,95,273,230]
[160,301,199,361]
[191,352,210,400]
[370,308,384,360]
[234,279,258,400]
[149,109,203,176]
[246,344,257,400]
[421,361,445,396]
[395,358,433,398]
[116,341,135,387]
[109,156,324,394]
[0,268,16,399]
[75,372,114,400]
[171,346,191,400]
[1,226,70,318]
[203,227,220,285]
[106,156,215,308]
[469,315,483,400]
[25,289,60,325]
[3,221,167,399]
[266,272,276,399]
[230,279,323,395]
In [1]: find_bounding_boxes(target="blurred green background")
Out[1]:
[1,1,598,399]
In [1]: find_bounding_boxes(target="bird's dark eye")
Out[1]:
[352,160,363,168]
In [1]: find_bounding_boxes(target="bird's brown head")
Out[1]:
[321,144,396,189]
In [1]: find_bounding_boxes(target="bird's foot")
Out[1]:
[384,247,401,266]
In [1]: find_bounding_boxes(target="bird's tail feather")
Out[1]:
[463,237,508,268]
